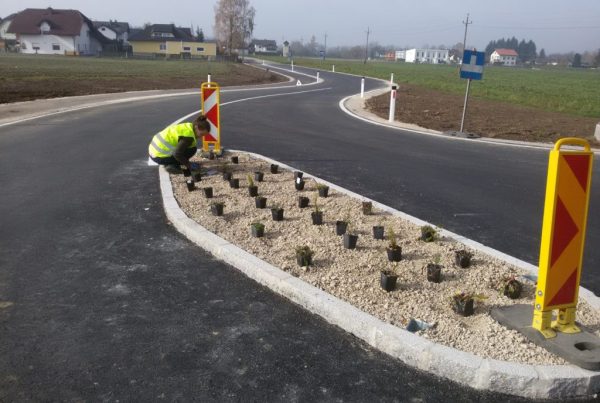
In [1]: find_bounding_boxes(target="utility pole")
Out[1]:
[462,13,472,55]
[364,27,370,64]
[324,33,327,60]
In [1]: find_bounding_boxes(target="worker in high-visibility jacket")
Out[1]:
[148,115,210,173]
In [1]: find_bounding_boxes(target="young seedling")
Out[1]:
[420,225,437,242]
[295,245,314,267]
[451,292,487,317]
[499,275,523,299]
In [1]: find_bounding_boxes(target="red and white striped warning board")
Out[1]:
[201,82,221,153]
[532,137,593,338]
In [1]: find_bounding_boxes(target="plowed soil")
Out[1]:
[366,83,599,145]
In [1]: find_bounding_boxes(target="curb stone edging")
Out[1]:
[159,151,600,399]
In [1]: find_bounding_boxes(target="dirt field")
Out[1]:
[366,83,599,145]
[0,60,284,104]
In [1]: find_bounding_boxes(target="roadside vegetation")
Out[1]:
[261,56,600,118]
[0,53,282,103]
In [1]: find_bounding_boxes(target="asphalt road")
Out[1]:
[0,62,593,402]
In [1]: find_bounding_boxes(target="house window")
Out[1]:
[183,46,190,51]
[197,47,204,52]
[159,43,166,50]
[52,44,60,50]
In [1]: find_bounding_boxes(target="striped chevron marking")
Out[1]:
[202,87,219,142]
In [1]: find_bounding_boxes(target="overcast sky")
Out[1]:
[2,0,599,53]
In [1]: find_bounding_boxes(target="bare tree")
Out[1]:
[214,0,256,56]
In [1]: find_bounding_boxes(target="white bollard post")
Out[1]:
[389,85,397,122]
[207,73,211,88]
[291,60,294,71]
[595,123,600,142]
[316,72,320,81]
[390,73,394,85]
[262,59,265,65]
[332,65,335,72]
[360,77,365,98]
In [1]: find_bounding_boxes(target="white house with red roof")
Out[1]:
[490,48,518,66]
[7,8,106,55]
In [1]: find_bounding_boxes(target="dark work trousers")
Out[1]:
[150,147,197,166]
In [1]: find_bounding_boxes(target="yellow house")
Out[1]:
[129,24,216,58]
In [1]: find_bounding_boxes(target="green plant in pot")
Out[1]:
[316,182,329,198]
[295,245,314,267]
[499,275,523,299]
[420,225,437,242]
[362,201,372,215]
[455,249,473,268]
[247,174,258,197]
[451,292,487,317]
[250,222,265,238]
[424,254,442,283]
[386,228,402,262]
[271,203,284,221]
[311,192,323,225]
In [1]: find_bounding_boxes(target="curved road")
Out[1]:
[0,61,591,401]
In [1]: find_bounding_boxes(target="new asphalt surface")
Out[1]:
[0,62,595,401]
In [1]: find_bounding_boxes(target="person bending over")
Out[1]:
[148,115,210,173]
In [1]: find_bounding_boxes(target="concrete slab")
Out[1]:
[491,304,600,371]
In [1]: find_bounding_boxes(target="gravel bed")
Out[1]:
[170,151,600,365]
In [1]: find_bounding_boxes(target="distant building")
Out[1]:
[490,48,518,66]
[404,48,448,64]
[93,20,130,44]
[249,39,278,55]
[7,8,106,55]
[0,13,17,43]
[128,24,216,58]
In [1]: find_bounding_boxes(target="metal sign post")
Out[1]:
[459,50,485,133]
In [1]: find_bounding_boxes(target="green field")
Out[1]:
[262,56,600,118]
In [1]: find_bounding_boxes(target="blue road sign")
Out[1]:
[460,50,485,80]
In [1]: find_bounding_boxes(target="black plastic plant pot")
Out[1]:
[223,172,232,181]
[229,178,240,189]
[255,196,267,208]
[335,221,348,236]
[318,186,329,198]
[203,187,213,198]
[362,201,372,215]
[193,172,202,182]
[503,280,523,299]
[270,164,279,174]
[453,297,474,317]
[211,204,224,216]
[294,171,304,179]
[311,211,323,225]
[455,250,472,268]
[380,271,398,292]
[295,179,305,191]
[186,180,195,191]
[271,208,284,221]
[298,196,309,208]
[182,168,191,177]
[251,226,264,238]
[208,151,215,160]
[373,226,385,240]
[386,246,402,262]
[343,233,358,249]
[254,171,264,182]
[296,254,312,267]
[248,186,258,197]
[254,196,267,208]
[421,227,436,242]
[231,156,239,164]
[426,264,442,283]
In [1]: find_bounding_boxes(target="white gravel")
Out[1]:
[170,151,600,366]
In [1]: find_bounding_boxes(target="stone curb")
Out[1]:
[159,150,600,400]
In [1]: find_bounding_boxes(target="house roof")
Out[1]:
[7,7,102,38]
[128,24,196,42]
[93,20,130,34]
[252,39,276,47]
[494,48,518,57]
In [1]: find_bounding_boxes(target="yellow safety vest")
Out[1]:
[148,123,197,158]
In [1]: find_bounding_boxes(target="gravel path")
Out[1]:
[170,152,600,365]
